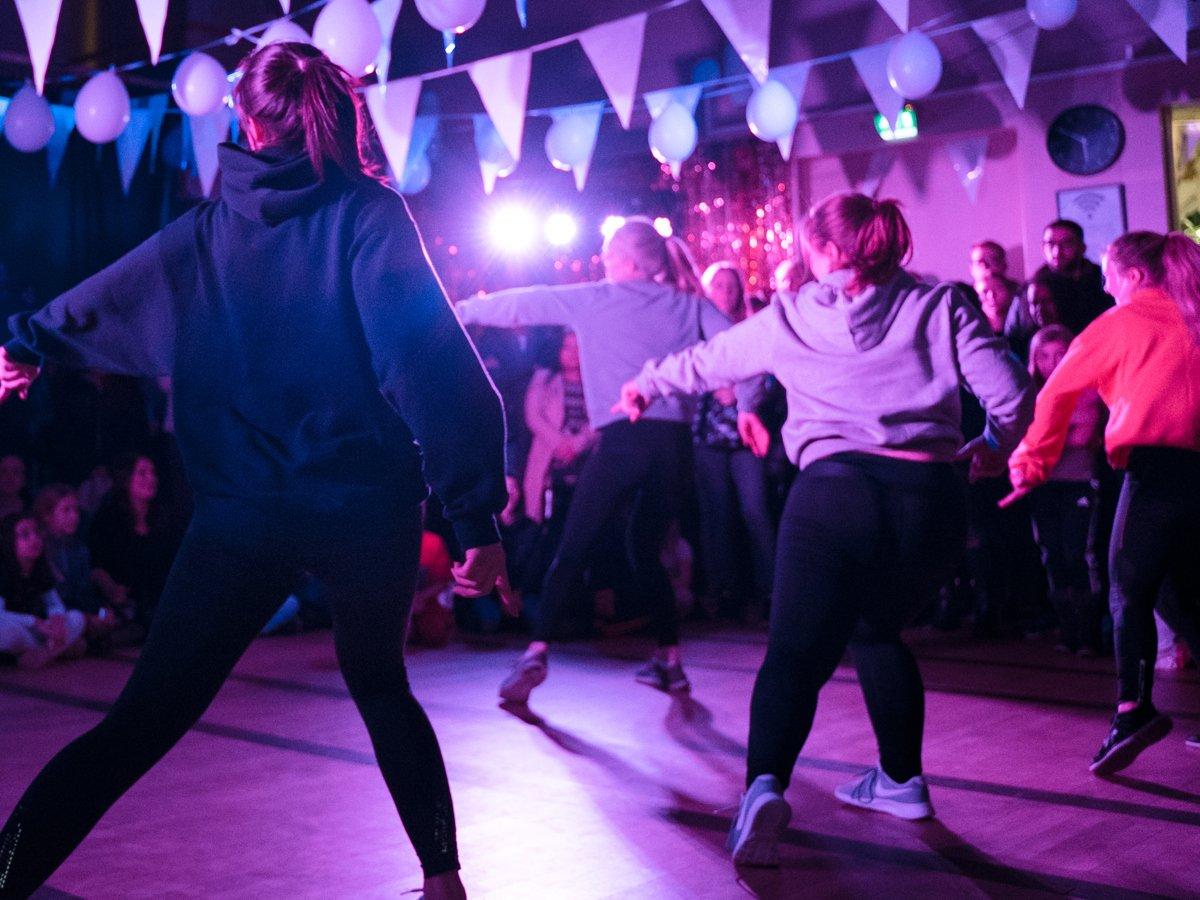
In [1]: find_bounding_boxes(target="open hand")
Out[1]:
[452,543,521,616]
[612,381,649,422]
[738,412,770,458]
[0,347,39,403]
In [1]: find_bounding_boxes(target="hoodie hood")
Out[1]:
[782,268,917,353]
[217,143,342,225]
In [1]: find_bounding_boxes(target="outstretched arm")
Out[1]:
[455,283,602,329]
[351,191,508,552]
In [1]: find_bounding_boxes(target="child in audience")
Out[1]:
[0,513,87,668]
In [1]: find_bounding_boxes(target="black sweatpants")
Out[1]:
[747,453,967,787]
[0,495,457,898]
[1109,447,1200,705]
[536,419,690,647]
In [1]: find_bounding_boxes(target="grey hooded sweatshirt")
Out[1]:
[635,270,1034,470]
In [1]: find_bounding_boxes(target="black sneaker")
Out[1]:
[1089,704,1173,775]
[634,659,690,692]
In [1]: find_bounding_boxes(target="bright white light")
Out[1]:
[488,205,539,255]
[544,211,579,247]
[654,217,673,238]
[600,215,626,241]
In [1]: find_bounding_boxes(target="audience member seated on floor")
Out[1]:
[76,465,113,521]
[411,529,455,648]
[0,513,87,668]
[0,454,29,520]
[88,453,181,636]
[34,485,99,614]
[1025,326,1106,656]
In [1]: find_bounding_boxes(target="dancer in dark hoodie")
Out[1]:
[0,43,509,900]
[618,194,1033,866]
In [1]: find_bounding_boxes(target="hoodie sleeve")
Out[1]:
[698,299,769,413]
[4,210,197,375]
[455,283,602,328]
[636,304,775,405]
[948,285,1035,454]
[350,189,507,550]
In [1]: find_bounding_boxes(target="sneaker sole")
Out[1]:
[1090,714,1173,776]
[834,786,934,821]
[730,796,792,867]
[498,665,547,704]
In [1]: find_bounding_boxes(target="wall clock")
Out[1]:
[1046,105,1125,176]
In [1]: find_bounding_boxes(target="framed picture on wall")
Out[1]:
[1055,184,1127,264]
[1163,104,1200,240]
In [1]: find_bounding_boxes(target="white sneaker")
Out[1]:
[726,775,792,867]
[834,766,934,820]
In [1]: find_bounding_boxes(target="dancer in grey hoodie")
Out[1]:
[617,193,1033,867]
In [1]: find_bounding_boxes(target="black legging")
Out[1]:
[0,496,456,898]
[1109,447,1200,706]
[747,453,967,788]
[536,419,690,647]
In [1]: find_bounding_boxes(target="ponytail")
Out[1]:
[1108,230,1200,344]
[605,217,702,293]
[803,192,912,288]
[663,235,704,295]
[233,41,382,182]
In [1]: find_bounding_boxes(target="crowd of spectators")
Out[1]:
[1,216,1192,674]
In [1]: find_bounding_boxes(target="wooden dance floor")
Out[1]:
[3,626,1199,898]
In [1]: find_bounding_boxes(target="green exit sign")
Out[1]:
[875,105,918,142]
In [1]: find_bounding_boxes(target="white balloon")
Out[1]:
[886,31,943,99]
[545,113,596,170]
[3,84,55,153]
[1026,0,1077,29]
[415,0,486,33]
[171,53,227,117]
[649,102,698,165]
[399,152,432,194]
[74,71,131,144]
[475,121,515,168]
[313,0,383,76]
[258,20,311,46]
[746,79,798,142]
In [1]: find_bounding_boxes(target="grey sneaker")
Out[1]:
[498,651,547,704]
[727,774,792,867]
[835,766,934,820]
[634,659,690,692]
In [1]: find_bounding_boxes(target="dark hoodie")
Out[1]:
[6,145,506,549]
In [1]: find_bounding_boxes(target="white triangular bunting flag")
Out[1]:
[850,42,905,127]
[364,77,421,179]
[578,13,647,130]
[700,0,773,84]
[469,49,532,163]
[46,104,74,186]
[371,0,404,84]
[133,0,170,66]
[1126,0,1188,62]
[189,107,231,197]
[876,0,908,32]
[145,93,168,172]
[14,0,64,95]
[552,102,603,191]
[116,106,154,194]
[972,10,1039,109]
[644,84,703,120]
[945,135,988,204]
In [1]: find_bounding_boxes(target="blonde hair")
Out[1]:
[605,217,702,293]
[701,261,748,321]
[1027,324,1074,388]
[1107,231,1200,344]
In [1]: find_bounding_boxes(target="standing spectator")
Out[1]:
[693,262,776,621]
[88,454,181,633]
[0,513,87,668]
[1025,326,1105,655]
[969,241,1020,295]
[977,275,1017,336]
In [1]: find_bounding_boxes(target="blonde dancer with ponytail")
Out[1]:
[1007,230,1200,775]
[456,217,767,702]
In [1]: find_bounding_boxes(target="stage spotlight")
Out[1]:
[544,211,579,247]
[600,215,626,241]
[654,217,673,238]
[488,205,539,255]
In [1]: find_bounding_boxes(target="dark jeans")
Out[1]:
[1031,480,1102,650]
[747,453,967,787]
[966,477,1047,633]
[1110,448,1200,705]
[694,445,776,612]
[536,419,690,647]
[0,496,458,897]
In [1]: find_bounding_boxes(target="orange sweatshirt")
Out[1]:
[1010,288,1200,486]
